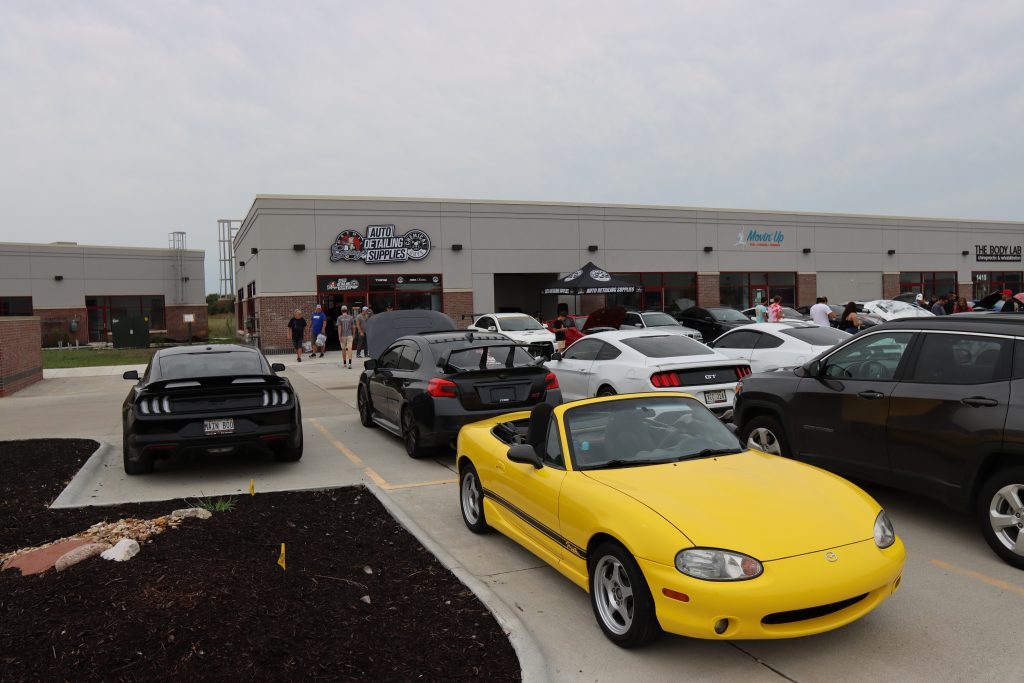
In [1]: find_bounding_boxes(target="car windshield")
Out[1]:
[499,316,545,331]
[641,312,680,327]
[563,396,743,470]
[158,351,264,379]
[709,308,751,322]
[780,307,804,318]
[781,327,849,346]
[621,335,714,357]
[442,344,535,371]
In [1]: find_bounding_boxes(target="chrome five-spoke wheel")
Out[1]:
[593,555,635,636]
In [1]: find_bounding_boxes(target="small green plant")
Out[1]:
[185,494,237,513]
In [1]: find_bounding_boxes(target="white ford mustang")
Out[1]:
[544,330,750,418]
[708,322,849,373]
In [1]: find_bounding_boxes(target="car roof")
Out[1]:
[877,314,1024,334]
[721,322,813,334]
[155,344,256,357]
[586,329,680,341]
[485,313,533,319]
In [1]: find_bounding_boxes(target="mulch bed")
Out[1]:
[0,440,520,681]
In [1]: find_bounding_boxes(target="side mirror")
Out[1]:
[507,443,543,469]
[271,362,286,372]
[122,370,139,380]
[549,352,562,361]
[796,359,820,378]
[364,358,378,371]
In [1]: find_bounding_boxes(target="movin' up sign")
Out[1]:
[734,229,785,248]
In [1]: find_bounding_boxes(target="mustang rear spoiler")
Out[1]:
[436,343,544,374]
[144,374,284,392]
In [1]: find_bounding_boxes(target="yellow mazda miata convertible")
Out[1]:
[456,393,905,647]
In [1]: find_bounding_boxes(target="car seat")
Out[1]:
[526,403,555,452]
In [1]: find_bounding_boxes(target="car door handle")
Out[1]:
[857,390,885,400]
[961,396,998,407]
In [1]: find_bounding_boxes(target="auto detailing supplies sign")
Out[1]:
[321,278,361,292]
[975,244,1022,262]
[330,225,431,264]
[734,229,785,247]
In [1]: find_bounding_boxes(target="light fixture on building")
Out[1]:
[887,249,896,255]
[451,244,463,251]
[53,275,63,281]
[961,250,969,256]
[181,276,190,282]
[239,260,246,267]
[802,248,812,254]
[293,243,305,251]
[250,247,258,255]
[588,245,599,252]
[703,246,713,253]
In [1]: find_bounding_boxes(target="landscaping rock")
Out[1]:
[170,507,212,520]
[55,542,111,572]
[100,538,140,562]
[1,538,93,576]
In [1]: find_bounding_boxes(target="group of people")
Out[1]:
[807,297,862,332]
[752,295,787,324]
[912,292,973,315]
[287,304,378,367]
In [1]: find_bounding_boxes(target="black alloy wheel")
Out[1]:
[401,406,429,459]
[357,386,375,428]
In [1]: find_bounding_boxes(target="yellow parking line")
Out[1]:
[310,418,365,466]
[930,559,1024,597]
[381,479,457,491]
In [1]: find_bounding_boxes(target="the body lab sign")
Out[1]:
[330,225,432,264]
[734,229,785,247]
[975,244,1022,262]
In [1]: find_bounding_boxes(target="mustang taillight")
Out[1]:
[427,378,458,398]
[545,372,559,390]
[261,388,291,407]
[137,396,172,414]
[650,371,681,388]
[734,366,752,379]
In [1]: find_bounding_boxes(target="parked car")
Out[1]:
[121,344,302,474]
[675,306,753,342]
[740,306,809,322]
[733,314,1024,568]
[358,310,561,457]
[709,323,849,374]
[859,299,934,321]
[620,310,704,342]
[795,304,884,329]
[456,393,905,646]
[468,313,557,358]
[545,330,749,418]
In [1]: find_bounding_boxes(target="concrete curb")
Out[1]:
[365,480,550,683]
[50,439,112,509]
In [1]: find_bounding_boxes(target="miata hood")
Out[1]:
[583,451,878,561]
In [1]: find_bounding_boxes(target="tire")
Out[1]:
[597,385,617,397]
[274,425,304,463]
[122,435,154,475]
[977,467,1024,569]
[401,406,430,459]
[588,542,660,648]
[459,461,490,534]
[740,415,790,457]
[357,385,375,428]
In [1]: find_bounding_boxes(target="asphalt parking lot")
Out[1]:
[4,359,1021,682]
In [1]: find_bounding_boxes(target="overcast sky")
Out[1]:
[2,0,1022,292]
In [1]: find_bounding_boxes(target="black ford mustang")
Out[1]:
[121,344,302,474]
[357,310,562,457]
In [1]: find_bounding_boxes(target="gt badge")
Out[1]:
[825,551,838,563]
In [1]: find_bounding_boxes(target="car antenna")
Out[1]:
[466,331,474,343]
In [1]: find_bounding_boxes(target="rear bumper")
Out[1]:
[125,407,298,455]
[414,390,562,446]
[649,384,736,412]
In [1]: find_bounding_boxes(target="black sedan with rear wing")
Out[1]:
[121,344,302,474]
[357,311,562,457]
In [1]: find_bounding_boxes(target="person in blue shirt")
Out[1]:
[310,304,327,358]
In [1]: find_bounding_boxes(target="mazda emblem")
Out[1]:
[825,551,838,563]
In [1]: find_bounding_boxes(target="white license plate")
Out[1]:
[704,390,727,405]
[204,418,235,435]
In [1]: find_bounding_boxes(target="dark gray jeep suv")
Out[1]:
[733,314,1024,568]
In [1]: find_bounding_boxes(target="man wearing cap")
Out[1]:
[336,305,355,368]
[310,304,327,358]
[914,293,928,309]
[999,289,1022,313]
[355,306,371,358]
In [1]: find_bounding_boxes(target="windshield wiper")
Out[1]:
[681,448,743,459]
[593,458,668,469]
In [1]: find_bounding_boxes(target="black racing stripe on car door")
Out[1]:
[482,488,587,559]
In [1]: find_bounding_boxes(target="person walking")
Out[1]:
[767,295,784,323]
[310,304,327,358]
[336,305,355,368]
[930,295,948,316]
[754,296,769,323]
[287,309,307,362]
[838,302,861,333]
[809,296,836,326]
[355,306,371,357]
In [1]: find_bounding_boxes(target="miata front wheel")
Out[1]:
[588,542,660,648]
[459,461,490,534]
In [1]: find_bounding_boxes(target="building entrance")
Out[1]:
[317,275,443,351]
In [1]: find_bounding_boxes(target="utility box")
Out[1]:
[111,315,149,349]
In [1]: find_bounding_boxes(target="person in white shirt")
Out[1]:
[809,296,836,327]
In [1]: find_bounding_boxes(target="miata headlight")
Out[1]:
[873,510,895,549]
[675,548,763,581]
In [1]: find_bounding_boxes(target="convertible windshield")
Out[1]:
[709,308,751,322]
[499,316,545,331]
[641,312,680,327]
[563,396,743,470]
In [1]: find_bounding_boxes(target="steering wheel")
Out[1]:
[861,360,887,380]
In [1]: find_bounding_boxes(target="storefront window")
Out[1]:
[0,296,32,316]
[899,272,956,300]
[972,272,1022,300]
[719,273,796,309]
[605,273,696,314]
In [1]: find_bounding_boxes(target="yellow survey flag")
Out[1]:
[278,543,286,570]
[249,479,255,496]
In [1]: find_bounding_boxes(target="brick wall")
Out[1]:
[957,282,973,302]
[882,273,900,300]
[256,295,318,354]
[443,290,475,329]
[796,273,817,308]
[697,273,720,307]
[34,307,89,346]
[0,317,43,396]
[165,305,209,341]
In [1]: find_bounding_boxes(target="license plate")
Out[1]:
[204,418,235,435]
[489,387,516,403]
[704,390,727,405]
